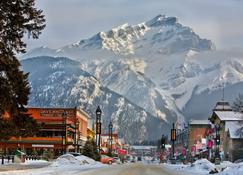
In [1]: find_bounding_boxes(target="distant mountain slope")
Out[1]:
[21,56,173,143]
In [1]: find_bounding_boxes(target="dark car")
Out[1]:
[67,152,81,157]
[234,158,243,163]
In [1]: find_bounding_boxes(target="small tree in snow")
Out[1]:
[232,94,243,113]
[82,137,100,161]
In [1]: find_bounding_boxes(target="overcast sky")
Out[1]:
[25,0,243,51]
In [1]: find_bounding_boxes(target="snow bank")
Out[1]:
[218,162,243,175]
[22,159,49,165]
[51,154,101,167]
[164,159,216,174]
[189,159,216,173]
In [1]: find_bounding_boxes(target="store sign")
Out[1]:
[191,146,196,152]
[208,140,213,149]
[201,138,207,144]
[32,144,54,148]
[40,109,75,117]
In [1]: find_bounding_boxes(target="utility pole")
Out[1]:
[96,106,102,153]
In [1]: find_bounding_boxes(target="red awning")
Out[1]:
[117,149,127,155]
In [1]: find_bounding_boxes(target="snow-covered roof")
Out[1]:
[131,145,157,150]
[213,101,233,111]
[225,121,243,139]
[190,120,211,125]
[214,111,243,121]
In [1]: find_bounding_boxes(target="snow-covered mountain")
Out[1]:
[21,56,174,143]
[22,15,243,139]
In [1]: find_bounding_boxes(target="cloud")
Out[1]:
[26,0,243,50]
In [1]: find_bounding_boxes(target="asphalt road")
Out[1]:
[77,163,186,175]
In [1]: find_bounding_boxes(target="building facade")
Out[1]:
[175,120,211,159]
[100,133,120,154]
[188,120,211,157]
[209,101,243,162]
[0,107,89,157]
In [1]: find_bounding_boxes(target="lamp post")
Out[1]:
[96,106,102,153]
[108,121,113,155]
[62,111,67,155]
[75,120,80,153]
[215,124,220,161]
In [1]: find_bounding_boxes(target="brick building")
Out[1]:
[0,107,89,157]
[188,120,211,157]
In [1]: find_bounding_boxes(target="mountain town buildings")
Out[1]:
[209,101,243,162]
[0,107,89,157]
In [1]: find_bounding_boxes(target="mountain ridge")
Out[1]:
[22,15,243,139]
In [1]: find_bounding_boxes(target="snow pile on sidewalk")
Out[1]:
[218,162,243,175]
[22,159,49,165]
[51,154,102,167]
[164,159,217,174]
[189,159,216,173]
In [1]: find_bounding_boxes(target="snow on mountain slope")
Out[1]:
[21,56,172,143]
[22,15,243,128]
[22,15,214,60]
[81,58,184,124]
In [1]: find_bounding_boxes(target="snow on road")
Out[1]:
[76,163,179,175]
[1,156,243,175]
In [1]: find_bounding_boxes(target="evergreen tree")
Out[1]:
[82,138,101,161]
[232,94,243,113]
[0,0,45,139]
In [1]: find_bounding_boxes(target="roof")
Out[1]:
[190,120,211,125]
[131,146,157,150]
[214,111,243,121]
[225,121,243,139]
[213,101,233,111]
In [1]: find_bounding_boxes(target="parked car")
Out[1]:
[131,157,136,163]
[67,152,81,157]
[234,158,243,163]
[137,156,142,161]
[100,155,114,164]
[113,157,122,164]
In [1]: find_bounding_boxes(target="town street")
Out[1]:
[77,163,190,175]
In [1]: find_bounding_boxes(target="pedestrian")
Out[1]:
[160,153,164,163]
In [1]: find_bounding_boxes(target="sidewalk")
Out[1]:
[0,160,51,172]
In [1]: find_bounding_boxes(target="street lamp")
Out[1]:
[96,106,102,153]
[215,124,220,160]
[62,111,67,155]
[108,121,113,155]
[75,120,80,153]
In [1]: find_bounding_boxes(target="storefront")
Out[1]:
[0,107,89,157]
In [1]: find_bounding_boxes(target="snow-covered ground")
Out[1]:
[1,156,243,175]
[164,159,217,174]
[163,159,243,175]
[0,154,106,175]
[217,162,243,175]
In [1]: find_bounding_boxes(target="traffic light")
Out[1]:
[171,129,176,141]
[161,137,166,149]
[215,135,220,145]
